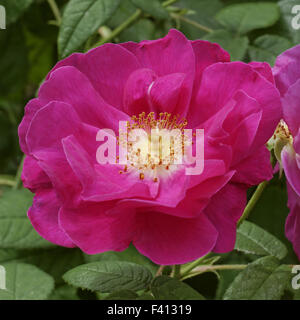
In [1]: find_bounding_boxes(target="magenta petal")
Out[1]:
[18,98,43,154]
[282,79,300,136]
[39,66,130,130]
[149,73,188,115]
[273,44,300,96]
[233,146,273,186]
[133,210,218,265]
[285,183,300,260]
[205,183,247,253]
[28,189,75,247]
[22,156,51,192]
[248,61,274,84]
[123,68,157,115]
[59,202,137,254]
[47,44,140,109]
[195,62,281,146]
[282,144,300,196]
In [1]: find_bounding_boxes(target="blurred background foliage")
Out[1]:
[0,0,299,300]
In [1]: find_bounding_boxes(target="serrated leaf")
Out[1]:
[84,244,157,275]
[151,276,205,300]
[130,0,168,19]
[204,30,249,60]
[0,189,53,249]
[224,256,292,300]
[1,0,33,25]
[63,261,153,293]
[58,0,121,58]
[278,0,300,44]
[105,289,138,300]
[215,2,280,35]
[0,262,54,300]
[248,35,292,66]
[235,221,288,260]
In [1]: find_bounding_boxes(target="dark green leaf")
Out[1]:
[58,0,121,58]
[151,276,205,300]
[0,262,54,300]
[215,2,280,34]
[249,35,292,65]
[63,261,153,293]
[0,189,53,249]
[130,0,168,19]
[235,221,288,260]
[204,30,249,60]
[1,0,33,25]
[278,0,300,44]
[105,289,138,300]
[224,256,292,300]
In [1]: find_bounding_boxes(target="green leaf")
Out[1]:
[224,256,292,300]
[248,35,292,66]
[215,2,280,35]
[1,0,33,25]
[58,0,121,58]
[279,0,300,44]
[0,262,54,300]
[178,0,224,39]
[203,30,249,60]
[130,0,168,19]
[49,285,79,300]
[235,221,288,260]
[0,189,53,249]
[105,289,138,300]
[0,247,84,284]
[84,244,157,275]
[151,276,205,300]
[63,261,153,293]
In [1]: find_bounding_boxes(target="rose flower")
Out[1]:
[273,44,300,260]
[19,30,281,264]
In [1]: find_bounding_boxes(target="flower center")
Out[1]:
[118,112,189,182]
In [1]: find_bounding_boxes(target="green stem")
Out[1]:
[93,0,179,48]
[47,0,62,26]
[172,265,181,278]
[180,253,212,278]
[237,181,268,227]
[13,155,25,190]
[93,9,143,47]
[0,178,15,187]
[155,265,165,277]
[170,13,213,33]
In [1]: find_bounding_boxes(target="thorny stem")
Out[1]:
[237,181,269,227]
[180,253,212,278]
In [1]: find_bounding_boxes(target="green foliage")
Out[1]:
[0,189,53,249]
[1,0,33,25]
[151,276,205,300]
[58,0,121,57]
[224,256,292,300]
[0,262,54,300]
[215,2,280,35]
[63,261,153,293]
[204,30,249,60]
[130,0,168,19]
[235,221,288,260]
[249,35,292,65]
[279,0,300,44]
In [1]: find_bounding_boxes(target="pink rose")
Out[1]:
[273,44,300,260]
[19,30,281,265]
